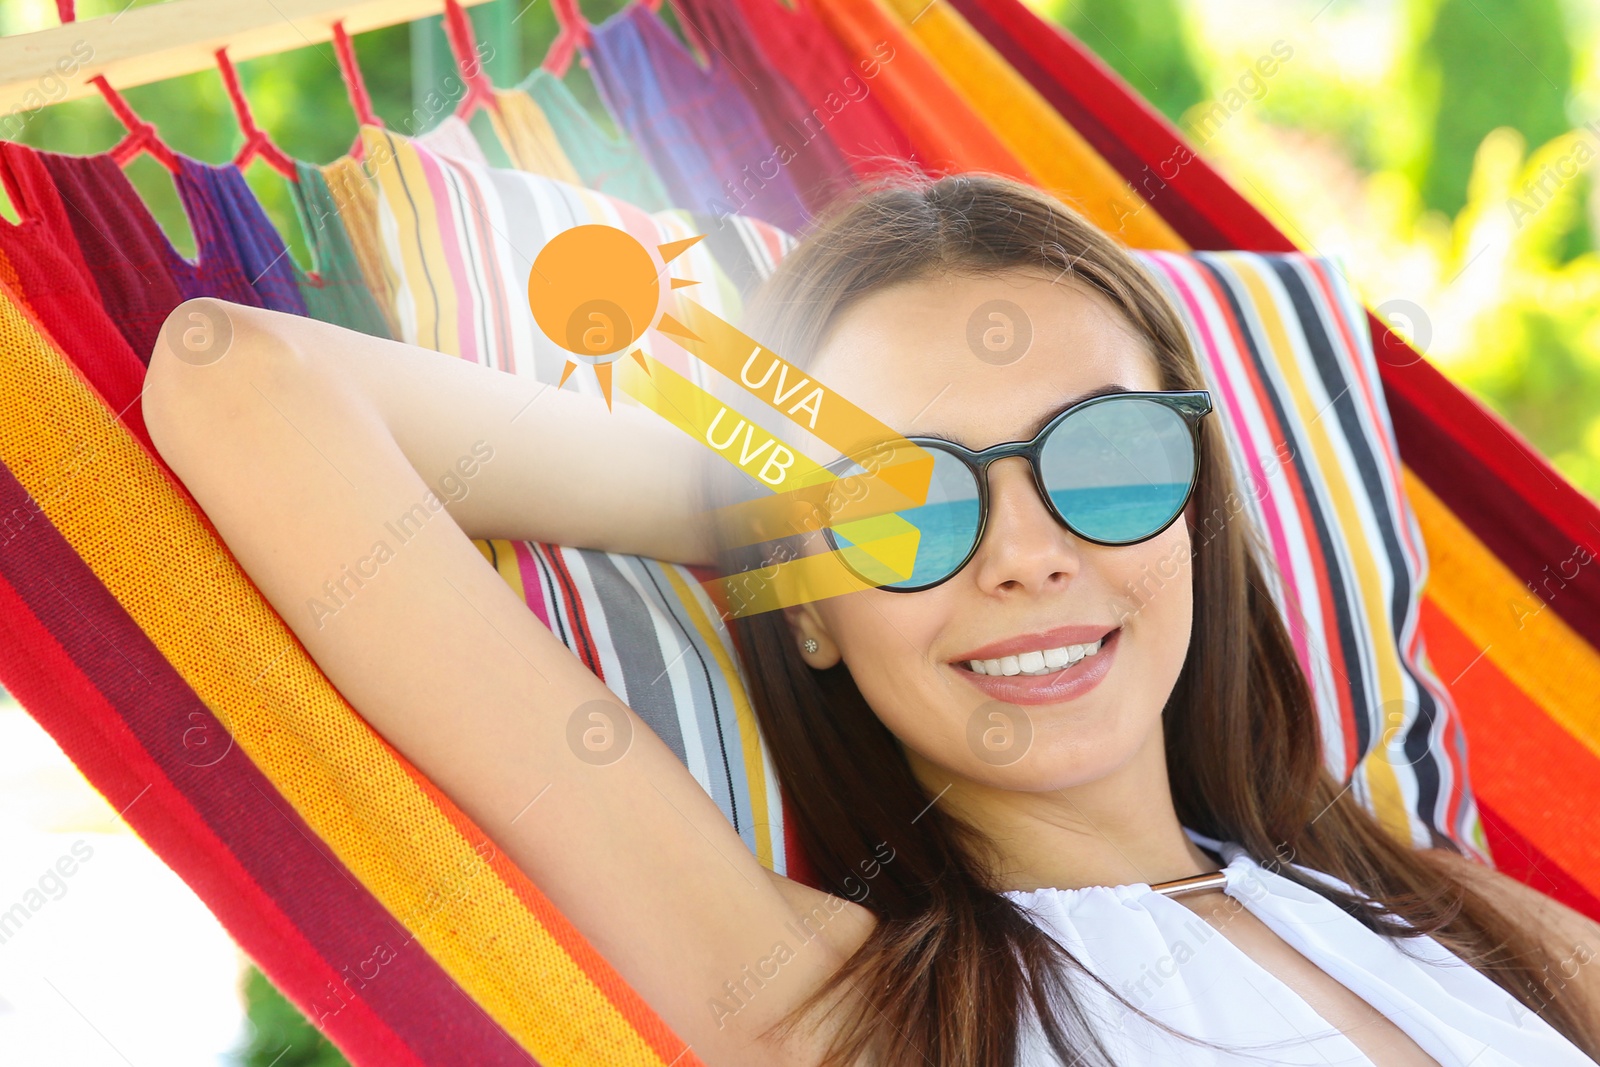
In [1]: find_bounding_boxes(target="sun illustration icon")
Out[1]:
[527,223,705,409]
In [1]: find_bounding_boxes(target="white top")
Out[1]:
[1003,829,1596,1066]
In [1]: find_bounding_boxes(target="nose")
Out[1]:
[967,456,1082,592]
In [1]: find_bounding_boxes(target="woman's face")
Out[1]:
[787,268,1195,797]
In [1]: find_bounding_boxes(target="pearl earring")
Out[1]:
[803,638,819,654]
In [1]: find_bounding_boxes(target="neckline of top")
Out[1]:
[1000,828,1260,908]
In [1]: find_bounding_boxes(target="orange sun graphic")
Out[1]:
[526,224,705,409]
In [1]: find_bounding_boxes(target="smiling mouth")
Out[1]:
[954,627,1122,678]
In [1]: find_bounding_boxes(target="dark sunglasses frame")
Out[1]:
[821,389,1214,593]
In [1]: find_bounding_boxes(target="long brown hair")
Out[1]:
[701,169,1600,1066]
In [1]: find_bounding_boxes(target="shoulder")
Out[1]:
[1420,847,1600,948]
[1421,847,1600,1020]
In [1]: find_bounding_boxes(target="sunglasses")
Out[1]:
[819,390,1214,592]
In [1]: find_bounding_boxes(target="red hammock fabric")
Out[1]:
[0,150,150,449]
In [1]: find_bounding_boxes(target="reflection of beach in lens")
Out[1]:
[829,446,980,589]
[1042,398,1194,542]
[1049,484,1188,542]
[833,498,980,587]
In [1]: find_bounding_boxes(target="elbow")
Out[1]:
[147,297,250,371]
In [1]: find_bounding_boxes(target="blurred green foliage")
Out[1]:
[231,966,350,1067]
[1047,0,1208,122]
[1444,125,1600,496]
[1409,0,1575,220]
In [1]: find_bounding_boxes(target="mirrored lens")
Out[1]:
[825,445,981,590]
[1039,397,1196,543]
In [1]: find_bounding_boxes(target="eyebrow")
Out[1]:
[914,382,1135,447]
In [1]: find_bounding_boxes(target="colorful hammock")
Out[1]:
[2,1,1597,1065]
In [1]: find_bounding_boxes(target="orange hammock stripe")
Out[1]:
[1420,596,1600,895]
[1408,473,1600,904]
[1407,473,1600,758]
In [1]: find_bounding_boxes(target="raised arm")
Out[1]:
[154,295,719,563]
[140,298,875,1067]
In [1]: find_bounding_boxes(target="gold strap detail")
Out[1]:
[1149,870,1228,898]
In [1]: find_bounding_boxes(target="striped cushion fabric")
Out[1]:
[365,125,1473,857]
[361,126,794,394]
[1139,252,1473,850]
[470,539,793,875]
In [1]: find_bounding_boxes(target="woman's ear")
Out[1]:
[783,600,842,668]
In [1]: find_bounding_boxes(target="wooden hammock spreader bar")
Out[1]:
[0,0,497,117]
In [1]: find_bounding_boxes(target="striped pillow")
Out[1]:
[362,126,793,395]
[365,131,1473,860]
[1140,252,1473,850]
[469,538,793,874]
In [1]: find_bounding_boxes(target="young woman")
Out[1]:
[142,171,1600,1067]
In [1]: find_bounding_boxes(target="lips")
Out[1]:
[951,627,1121,706]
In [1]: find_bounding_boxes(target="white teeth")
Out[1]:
[967,637,1106,677]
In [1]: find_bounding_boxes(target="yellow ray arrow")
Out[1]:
[617,350,925,599]
[716,519,923,620]
[656,299,935,509]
